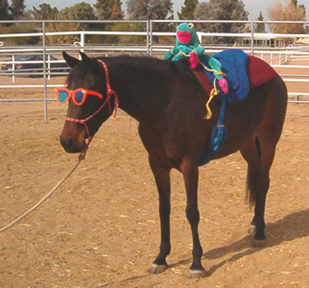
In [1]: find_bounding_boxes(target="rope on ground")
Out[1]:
[0,159,82,233]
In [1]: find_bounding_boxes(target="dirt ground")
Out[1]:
[0,77,309,288]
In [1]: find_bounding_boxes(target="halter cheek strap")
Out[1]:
[97,59,119,116]
[65,59,119,160]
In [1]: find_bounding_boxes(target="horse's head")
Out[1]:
[57,52,118,156]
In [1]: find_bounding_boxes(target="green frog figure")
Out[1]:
[164,22,228,94]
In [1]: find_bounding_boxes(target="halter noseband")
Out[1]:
[65,59,119,160]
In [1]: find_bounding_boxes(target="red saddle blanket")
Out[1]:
[194,55,278,101]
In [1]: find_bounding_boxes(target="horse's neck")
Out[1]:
[109,60,169,124]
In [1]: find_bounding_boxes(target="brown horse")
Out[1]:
[57,51,287,278]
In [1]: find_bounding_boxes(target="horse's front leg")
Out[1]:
[148,157,171,274]
[182,160,207,278]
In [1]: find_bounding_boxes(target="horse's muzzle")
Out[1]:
[60,135,84,153]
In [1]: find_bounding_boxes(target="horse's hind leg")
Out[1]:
[241,78,286,247]
[240,136,278,247]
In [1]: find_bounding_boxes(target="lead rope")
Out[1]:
[0,159,82,233]
[0,60,118,233]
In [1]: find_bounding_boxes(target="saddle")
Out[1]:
[195,49,278,166]
[195,49,278,105]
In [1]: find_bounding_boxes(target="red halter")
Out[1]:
[65,59,119,160]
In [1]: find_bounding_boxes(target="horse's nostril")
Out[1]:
[60,136,75,152]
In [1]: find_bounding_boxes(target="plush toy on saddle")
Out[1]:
[164,22,228,95]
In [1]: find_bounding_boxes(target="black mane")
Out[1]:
[66,55,202,98]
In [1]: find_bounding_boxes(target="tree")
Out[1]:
[61,2,97,30]
[127,0,173,20]
[0,0,34,43]
[94,0,124,20]
[256,11,265,33]
[11,0,25,19]
[28,3,79,45]
[93,0,124,44]
[268,0,306,34]
[30,3,58,20]
[195,0,248,44]
[62,2,97,21]
[0,0,13,20]
[49,4,97,45]
[178,0,198,20]
[1,23,39,44]
[127,0,173,42]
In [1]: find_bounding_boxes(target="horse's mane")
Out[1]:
[66,55,203,98]
[172,59,202,97]
[108,56,203,98]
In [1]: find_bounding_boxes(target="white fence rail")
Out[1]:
[1,20,309,119]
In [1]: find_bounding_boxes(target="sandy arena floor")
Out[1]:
[0,73,308,287]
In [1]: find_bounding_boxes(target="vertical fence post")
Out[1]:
[250,21,255,56]
[147,20,152,56]
[12,55,15,84]
[47,54,51,80]
[42,21,47,121]
[81,32,85,53]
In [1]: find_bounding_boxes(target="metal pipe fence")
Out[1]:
[0,19,308,120]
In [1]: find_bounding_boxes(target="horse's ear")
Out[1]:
[62,51,80,68]
[79,52,92,66]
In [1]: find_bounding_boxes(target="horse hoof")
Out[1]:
[148,263,168,274]
[248,224,256,234]
[253,239,267,248]
[189,269,207,279]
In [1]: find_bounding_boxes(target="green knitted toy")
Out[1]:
[164,23,228,94]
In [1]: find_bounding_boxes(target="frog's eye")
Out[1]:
[189,23,194,29]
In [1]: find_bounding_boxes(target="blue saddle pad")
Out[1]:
[201,49,249,105]
[198,95,228,166]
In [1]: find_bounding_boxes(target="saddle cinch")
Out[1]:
[195,49,278,166]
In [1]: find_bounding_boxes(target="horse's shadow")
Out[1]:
[170,209,309,275]
[98,210,309,287]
